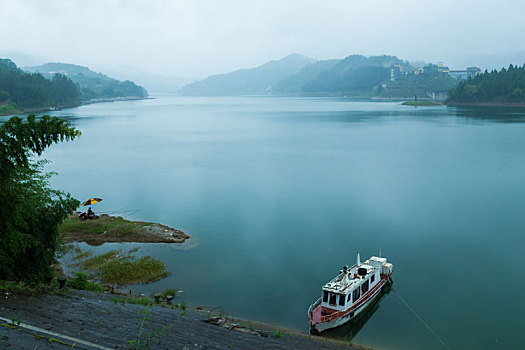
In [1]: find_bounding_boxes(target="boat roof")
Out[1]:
[322,263,377,294]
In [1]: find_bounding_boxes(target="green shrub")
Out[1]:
[66,272,105,292]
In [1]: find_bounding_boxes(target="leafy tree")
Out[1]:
[0,115,80,281]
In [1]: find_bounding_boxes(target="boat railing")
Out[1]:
[308,297,322,316]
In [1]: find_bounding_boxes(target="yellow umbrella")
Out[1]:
[81,198,102,206]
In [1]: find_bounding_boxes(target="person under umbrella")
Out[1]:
[79,198,102,220]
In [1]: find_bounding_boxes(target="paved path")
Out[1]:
[0,291,361,349]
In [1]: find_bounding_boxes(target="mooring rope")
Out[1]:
[389,282,450,350]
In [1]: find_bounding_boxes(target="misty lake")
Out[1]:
[10,95,525,349]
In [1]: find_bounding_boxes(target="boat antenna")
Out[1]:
[357,252,361,266]
[379,248,382,258]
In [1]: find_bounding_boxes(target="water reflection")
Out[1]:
[277,106,525,126]
[321,281,393,342]
[451,106,525,124]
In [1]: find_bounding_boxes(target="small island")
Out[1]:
[402,100,441,106]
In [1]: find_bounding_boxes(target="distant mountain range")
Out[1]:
[180,54,315,95]
[102,66,193,94]
[23,62,148,100]
[180,54,413,96]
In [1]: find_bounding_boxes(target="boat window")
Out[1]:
[329,293,336,306]
[323,291,328,302]
[347,293,351,302]
[361,280,369,294]
[339,294,345,306]
[371,274,375,283]
[353,287,360,302]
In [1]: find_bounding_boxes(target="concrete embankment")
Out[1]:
[0,290,364,349]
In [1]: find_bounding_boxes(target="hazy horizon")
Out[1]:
[1,0,525,80]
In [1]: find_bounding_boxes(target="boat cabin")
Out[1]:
[320,256,392,312]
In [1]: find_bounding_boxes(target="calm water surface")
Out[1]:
[9,95,525,349]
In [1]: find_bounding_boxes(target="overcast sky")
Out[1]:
[1,0,525,79]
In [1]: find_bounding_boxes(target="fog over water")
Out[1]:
[1,0,525,78]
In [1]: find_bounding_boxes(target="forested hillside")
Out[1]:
[273,59,340,94]
[302,55,410,95]
[0,59,80,114]
[447,64,525,104]
[24,63,148,100]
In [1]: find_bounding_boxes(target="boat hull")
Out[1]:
[309,276,391,334]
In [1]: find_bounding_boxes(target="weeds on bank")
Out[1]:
[48,337,72,346]
[0,280,55,295]
[113,295,154,307]
[272,330,283,338]
[1,323,18,329]
[66,272,105,292]
[159,288,180,299]
[127,306,170,350]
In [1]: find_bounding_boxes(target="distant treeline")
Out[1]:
[0,59,80,112]
[447,64,525,104]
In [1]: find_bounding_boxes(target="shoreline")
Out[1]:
[0,102,81,117]
[0,290,365,349]
[80,95,154,105]
[0,96,152,117]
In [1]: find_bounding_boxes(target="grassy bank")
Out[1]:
[59,214,189,244]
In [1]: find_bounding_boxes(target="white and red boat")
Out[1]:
[308,253,393,334]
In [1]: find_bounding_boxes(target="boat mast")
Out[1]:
[357,252,361,266]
